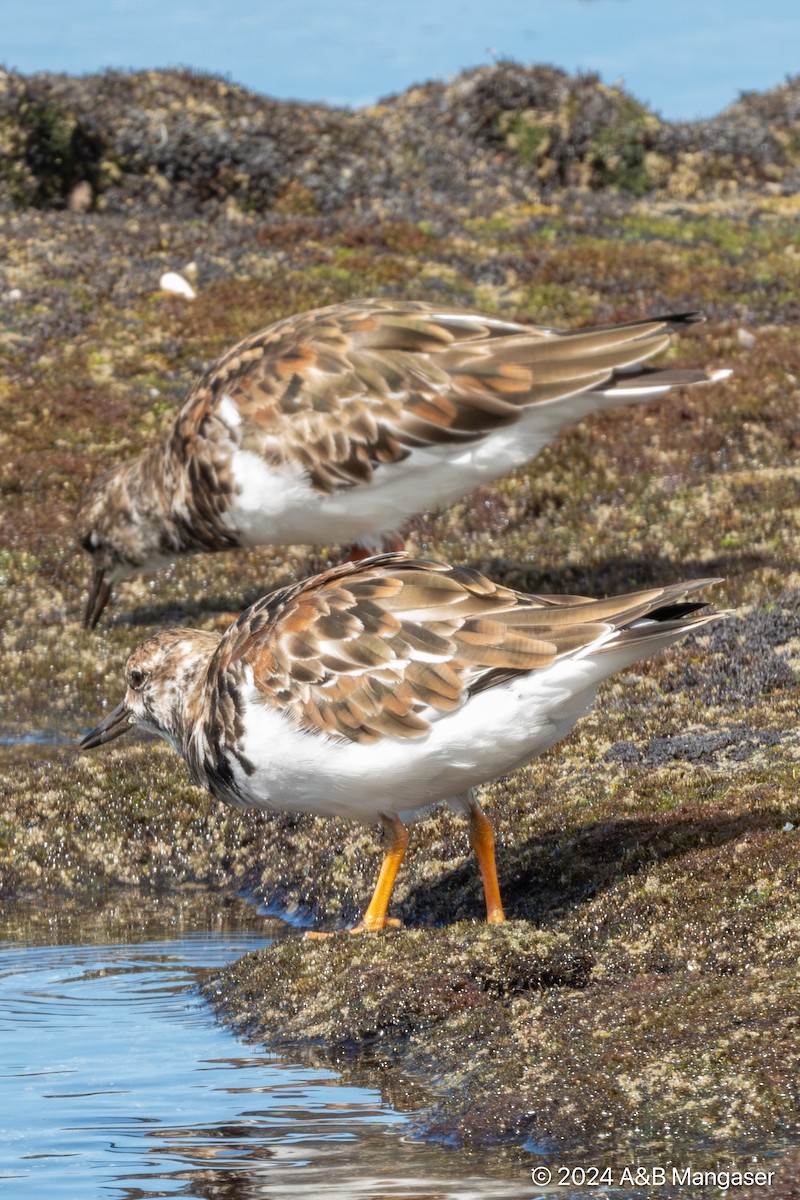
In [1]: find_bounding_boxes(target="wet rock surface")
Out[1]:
[0,65,799,1170]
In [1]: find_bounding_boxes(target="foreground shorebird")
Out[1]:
[77,300,729,627]
[80,554,723,931]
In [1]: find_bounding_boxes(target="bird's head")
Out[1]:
[79,627,221,754]
[77,464,169,629]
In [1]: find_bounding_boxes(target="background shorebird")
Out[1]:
[76,300,730,627]
[80,553,724,933]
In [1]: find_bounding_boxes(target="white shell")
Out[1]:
[159,272,197,300]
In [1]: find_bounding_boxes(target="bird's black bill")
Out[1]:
[79,701,132,749]
[84,568,112,630]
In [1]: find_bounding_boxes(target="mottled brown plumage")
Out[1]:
[80,554,724,932]
[77,301,729,626]
[175,304,686,488]
[209,554,693,747]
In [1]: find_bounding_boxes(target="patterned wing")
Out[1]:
[168,301,704,494]
[211,555,619,744]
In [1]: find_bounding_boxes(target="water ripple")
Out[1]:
[0,929,531,1199]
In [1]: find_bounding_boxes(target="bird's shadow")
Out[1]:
[477,550,775,600]
[113,548,775,631]
[398,805,794,928]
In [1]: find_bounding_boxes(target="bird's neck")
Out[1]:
[146,630,223,761]
[121,444,189,559]
[125,435,240,558]
[161,421,242,553]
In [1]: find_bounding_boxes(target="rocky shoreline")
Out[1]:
[1,64,799,1183]
[2,63,800,218]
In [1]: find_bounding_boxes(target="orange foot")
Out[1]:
[304,917,403,940]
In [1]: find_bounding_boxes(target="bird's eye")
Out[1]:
[80,534,95,553]
[127,668,147,690]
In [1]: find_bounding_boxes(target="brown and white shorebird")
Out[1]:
[77,300,730,627]
[80,553,723,932]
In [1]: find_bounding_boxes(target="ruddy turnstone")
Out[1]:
[80,553,723,932]
[77,300,730,627]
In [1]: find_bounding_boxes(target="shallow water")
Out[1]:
[0,730,73,747]
[0,906,534,1200]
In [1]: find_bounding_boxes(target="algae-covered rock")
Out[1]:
[205,922,591,1047]
[2,65,800,215]
[415,968,800,1150]
[203,924,800,1153]
[1,118,799,1163]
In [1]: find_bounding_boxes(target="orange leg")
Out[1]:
[469,803,506,924]
[305,814,407,938]
[350,814,408,933]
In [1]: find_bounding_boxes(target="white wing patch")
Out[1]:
[218,393,242,431]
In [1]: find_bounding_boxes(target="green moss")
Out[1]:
[516,281,598,323]
[592,142,652,196]
[588,98,659,196]
[16,95,103,206]
[502,113,551,165]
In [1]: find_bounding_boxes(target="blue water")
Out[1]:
[4,0,800,121]
[0,731,71,747]
[0,925,532,1199]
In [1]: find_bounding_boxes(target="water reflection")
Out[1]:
[0,728,73,747]
[0,899,531,1200]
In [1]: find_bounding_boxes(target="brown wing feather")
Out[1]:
[210,555,716,745]
[168,301,710,494]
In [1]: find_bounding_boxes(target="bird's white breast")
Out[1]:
[224,649,618,824]
[223,382,680,547]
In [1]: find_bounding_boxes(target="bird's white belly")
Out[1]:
[228,653,608,824]
[226,399,592,547]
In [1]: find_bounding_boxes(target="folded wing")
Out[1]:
[211,554,719,744]
[170,302,716,493]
